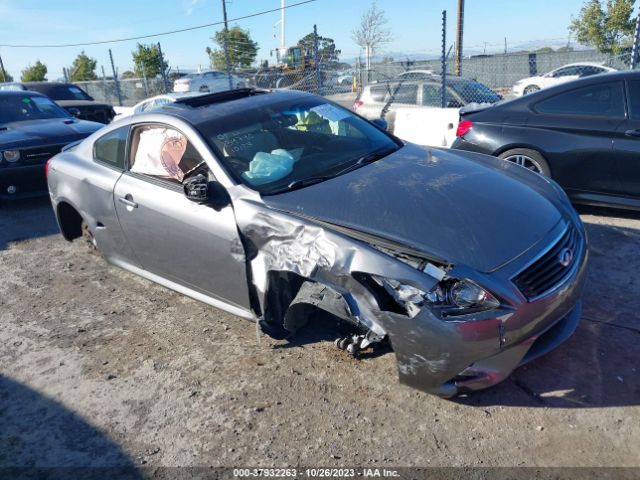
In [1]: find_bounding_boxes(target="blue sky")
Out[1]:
[0,0,592,80]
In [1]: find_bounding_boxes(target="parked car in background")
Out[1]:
[0,90,102,200]
[512,62,616,96]
[48,88,587,397]
[173,70,245,93]
[452,70,640,211]
[113,92,204,120]
[396,69,436,81]
[0,82,116,123]
[354,78,501,147]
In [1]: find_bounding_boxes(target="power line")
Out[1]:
[0,0,319,48]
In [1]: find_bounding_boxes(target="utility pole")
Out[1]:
[504,37,508,55]
[280,0,286,50]
[221,0,233,90]
[454,0,464,76]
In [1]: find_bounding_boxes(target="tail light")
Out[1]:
[456,120,473,137]
[353,100,363,111]
[45,158,52,177]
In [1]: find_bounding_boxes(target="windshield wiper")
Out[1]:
[265,146,398,195]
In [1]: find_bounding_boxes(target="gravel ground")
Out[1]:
[0,197,639,471]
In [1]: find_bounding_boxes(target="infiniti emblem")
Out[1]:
[558,248,574,268]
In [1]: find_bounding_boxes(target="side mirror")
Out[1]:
[184,175,231,211]
[67,107,81,118]
[371,118,388,131]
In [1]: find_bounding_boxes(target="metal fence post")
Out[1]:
[631,12,640,69]
[63,67,70,83]
[157,42,170,93]
[221,0,233,90]
[313,24,320,94]
[109,49,123,106]
[441,10,447,108]
[0,54,7,81]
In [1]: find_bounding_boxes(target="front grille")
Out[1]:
[513,226,581,300]
[22,144,64,164]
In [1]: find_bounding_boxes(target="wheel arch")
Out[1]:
[55,200,83,241]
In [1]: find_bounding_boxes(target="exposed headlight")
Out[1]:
[2,150,20,163]
[373,276,499,319]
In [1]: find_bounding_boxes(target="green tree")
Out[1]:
[21,61,47,82]
[570,0,636,55]
[297,31,341,65]
[206,26,258,70]
[121,70,137,79]
[132,43,167,78]
[0,70,13,82]
[69,51,97,81]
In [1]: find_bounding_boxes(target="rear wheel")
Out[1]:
[523,85,540,95]
[498,148,551,176]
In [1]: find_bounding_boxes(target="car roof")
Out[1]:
[368,76,481,88]
[152,88,313,125]
[0,89,48,98]
[555,62,613,69]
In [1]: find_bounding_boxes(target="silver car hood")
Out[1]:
[262,144,563,272]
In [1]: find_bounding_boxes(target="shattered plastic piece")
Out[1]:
[424,262,446,281]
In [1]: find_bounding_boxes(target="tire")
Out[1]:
[523,85,540,95]
[198,84,210,93]
[498,148,551,176]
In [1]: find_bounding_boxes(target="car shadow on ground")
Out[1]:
[457,219,640,409]
[0,197,59,251]
[0,375,141,478]
[273,312,393,359]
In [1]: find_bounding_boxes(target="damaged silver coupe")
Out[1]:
[47,89,588,397]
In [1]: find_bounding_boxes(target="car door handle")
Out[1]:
[118,196,138,208]
[624,129,640,137]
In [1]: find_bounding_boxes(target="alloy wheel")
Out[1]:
[503,154,544,174]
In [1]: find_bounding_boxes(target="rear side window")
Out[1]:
[369,86,388,102]
[534,81,625,118]
[392,84,418,104]
[93,126,128,169]
[627,80,640,120]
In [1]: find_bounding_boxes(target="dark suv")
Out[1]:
[1,82,115,124]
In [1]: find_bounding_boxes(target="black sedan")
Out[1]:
[0,90,103,200]
[451,70,640,211]
[1,82,116,124]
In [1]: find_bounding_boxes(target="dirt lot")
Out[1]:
[0,197,639,471]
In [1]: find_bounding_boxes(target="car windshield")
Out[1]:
[0,95,71,123]
[449,81,501,104]
[197,97,400,194]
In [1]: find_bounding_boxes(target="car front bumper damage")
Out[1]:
[231,193,588,397]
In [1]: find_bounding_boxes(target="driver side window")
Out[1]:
[129,124,206,185]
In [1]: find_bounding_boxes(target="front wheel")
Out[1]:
[498,148,551,176]
[523,85,540,95]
